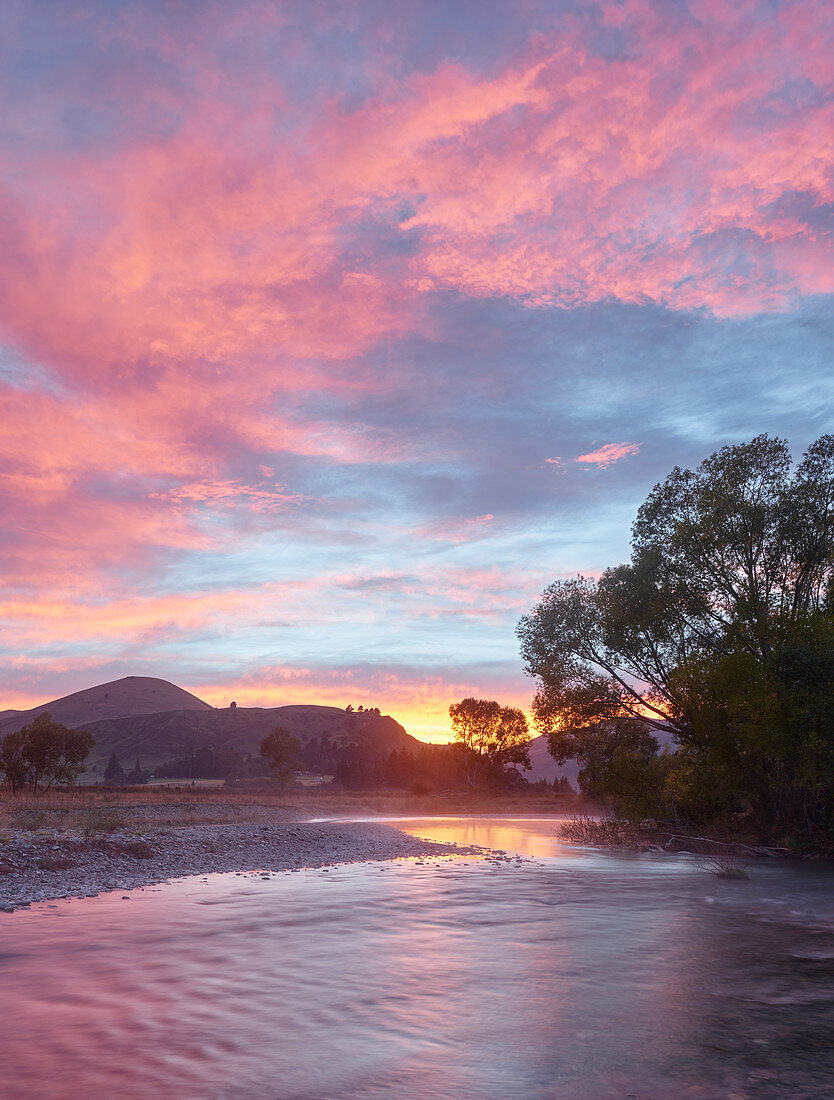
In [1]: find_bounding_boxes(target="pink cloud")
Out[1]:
[0,0,831,590]
[574,443,642,468]
[419,514,496,545]
[1,0,830,413]
[153,479,308,514]
[192,663,534,744]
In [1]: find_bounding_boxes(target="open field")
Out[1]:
[0,783,581,832]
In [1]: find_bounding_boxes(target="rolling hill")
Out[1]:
[524,735,579,788]
[0,676,420,774]
[81,704,420,771]
[0,676,212,735]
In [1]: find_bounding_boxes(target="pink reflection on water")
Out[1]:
[2,821,832,1098]
[307,814,579,860]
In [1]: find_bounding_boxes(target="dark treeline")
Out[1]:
[333,743,468,791]
[151,747,269,781]
[327,741,570,792]
[133,737,573,795]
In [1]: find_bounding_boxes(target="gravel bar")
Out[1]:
[0,820,479,911]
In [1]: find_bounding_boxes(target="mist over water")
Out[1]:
[2,818,834,1099]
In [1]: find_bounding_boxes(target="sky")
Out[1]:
[1,0,833,740]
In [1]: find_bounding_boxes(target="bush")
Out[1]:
[10,809,49,831]
[120,840,154,859]
[558,816,651,848]
[36,856,74,871]
[76,806,126,838]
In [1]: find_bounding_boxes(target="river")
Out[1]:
[2,816,834,1098]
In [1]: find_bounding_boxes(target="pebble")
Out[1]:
[0,819,480,912]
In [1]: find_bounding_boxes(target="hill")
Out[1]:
[523,725,678,790]
[525,735,579,788]
[81,704,419,772]
[0,676,213,735]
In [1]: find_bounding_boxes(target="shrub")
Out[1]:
[11,809,49,831]
[558,815,649,848]
[76,805,126,838]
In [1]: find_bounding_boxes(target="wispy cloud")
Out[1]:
[1,0,832,737]
[574,443,642,468]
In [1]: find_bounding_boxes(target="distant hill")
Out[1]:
[525,735,579,788]
[81,704,419,771]
[524,725,679,790]
[0,675,419,774]
[0,676,212,736]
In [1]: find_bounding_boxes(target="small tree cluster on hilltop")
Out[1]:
[0,713,94,795]
[518,434,834,847]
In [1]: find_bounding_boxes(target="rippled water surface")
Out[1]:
[3,816,834,1099]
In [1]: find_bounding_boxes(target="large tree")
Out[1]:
[519,435,834,737]
[517,435,834,841]
[0,713,94,795]
[449,698,531,787]
[0,729,30,796]
[21,713,95,794]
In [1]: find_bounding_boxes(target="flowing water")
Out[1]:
[2,816,834,1099]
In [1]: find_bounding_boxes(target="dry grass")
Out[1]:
[558,816,653,848]
[559,816,753,875]
[0,784,580,836]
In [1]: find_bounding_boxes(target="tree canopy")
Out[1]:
[449,697,531,787]
[517,435,834,846]
[0,713,94,795]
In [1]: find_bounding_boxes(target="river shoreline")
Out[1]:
[0,817,478,912]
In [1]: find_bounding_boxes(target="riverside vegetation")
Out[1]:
[519,434,834,855]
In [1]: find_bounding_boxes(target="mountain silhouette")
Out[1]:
[0,676,212,735]
[0,676,418,772]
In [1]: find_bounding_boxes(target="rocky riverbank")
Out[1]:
[0,818,475,911]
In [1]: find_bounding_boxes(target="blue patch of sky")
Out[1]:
[0,346,70,396]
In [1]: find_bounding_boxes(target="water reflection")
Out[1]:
[306,814,580,859]
[387,815,575,859]
[1,818,834,1098]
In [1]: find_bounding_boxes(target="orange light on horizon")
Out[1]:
[194,684,533,745]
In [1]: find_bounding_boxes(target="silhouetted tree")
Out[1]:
[260,725,302,791]
[449,698,531,787]
[12,713,94,794]
[519,434,834,843]
[126,757,149,785]
[0,730,30,795]
[104,752,125,784]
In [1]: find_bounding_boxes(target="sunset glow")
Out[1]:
[2,0,833,738]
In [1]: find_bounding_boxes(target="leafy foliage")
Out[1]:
[449,698,531,787]
[0,713,94,795]
[0,729,30,795]
[518,435,834,847]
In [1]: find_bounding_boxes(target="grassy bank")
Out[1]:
[0,784,582,838]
